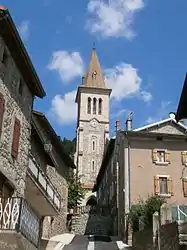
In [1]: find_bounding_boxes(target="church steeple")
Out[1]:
[82,48,107,89]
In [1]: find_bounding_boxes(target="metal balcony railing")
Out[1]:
[28,154,61,210]
[0,197,40,247]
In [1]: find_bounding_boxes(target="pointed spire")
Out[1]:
[82,47,107,89]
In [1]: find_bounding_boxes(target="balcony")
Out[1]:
[0,197,40,249]
[25,154,61,216]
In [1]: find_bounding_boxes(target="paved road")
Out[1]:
[54,235,130,250]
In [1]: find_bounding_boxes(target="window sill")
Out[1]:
[155,161,169,166]
[158,193,171,198]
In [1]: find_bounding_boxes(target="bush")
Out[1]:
[130,195,166,232]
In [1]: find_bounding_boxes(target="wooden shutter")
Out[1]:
[166,152,171,163]
[152,149,157,163]
[167,177,174,196]
[181,152,186,165]
[154,176,159,195]
[0,92,5,135]
[182,178,187,197]
[11,118,21,159]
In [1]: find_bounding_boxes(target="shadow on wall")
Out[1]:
[84,205,113,236]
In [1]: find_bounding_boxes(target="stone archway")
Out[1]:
[86,195,97,206]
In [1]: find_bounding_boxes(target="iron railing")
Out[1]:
[28,154,61,210]
[0,197,40,247]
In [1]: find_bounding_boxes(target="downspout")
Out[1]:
[124,132,130,242]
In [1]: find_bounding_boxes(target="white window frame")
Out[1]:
[155,149,169,166]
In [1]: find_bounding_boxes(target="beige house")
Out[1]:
[0,6,75,250]
[94,115,187,243]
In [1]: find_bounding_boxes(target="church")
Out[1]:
[74,48,112,206]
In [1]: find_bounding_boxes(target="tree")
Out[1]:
[130,195,166,232]
[67,172,85,209]
[61,137,76,159]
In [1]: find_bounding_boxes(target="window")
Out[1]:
[18,79,24,95]
[154,175,173,196]
[1,50,8,66]
[152,149,171,165]
[0,172,14,198]
[92,141,95,151]
[182,178,187,197]
[11,118,21,159]
[98,98,102,115]
[92,161,95,171]
[181,152,187,165]
[159,177,168,194]
[93,98,97,114]
[157,150,166,163]
[87,97,91,114]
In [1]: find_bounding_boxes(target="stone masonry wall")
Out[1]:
[71,213,112,236]
[0,36,33,196]
[42,162,69,238]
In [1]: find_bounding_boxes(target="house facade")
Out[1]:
[94,116,187,243]
[0,6,47,250]
[31,111,75,240]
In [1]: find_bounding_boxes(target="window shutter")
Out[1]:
[181,152,186,165]
[11,118,21,159]
[182,178,187,197]
[166,152,171,163]
[0,93,5,135]
[167,177,174,196]
[152,149,157,163]
[154,176,159,195]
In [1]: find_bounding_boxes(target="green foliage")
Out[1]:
[130,195,166,232]
[61,137,76,159]
[67,172,85,209]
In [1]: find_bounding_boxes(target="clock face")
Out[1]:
[91,119,97,128]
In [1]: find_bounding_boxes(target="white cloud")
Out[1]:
[140,90,152,103]
[18,21,30,40]
[49,90,77,124]
[86,0,144,39]
[48,51,84,83]
[105,63,152,102]
[146,101,172,124]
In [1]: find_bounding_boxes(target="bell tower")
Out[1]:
[75,48,111,205]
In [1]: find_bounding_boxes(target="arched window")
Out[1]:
[98,98,102,115]
[92,161,95,171]
[93,141,95,151]
[87,97,91,114]
[93,98,97,114]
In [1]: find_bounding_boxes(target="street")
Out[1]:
[52,235,130,250]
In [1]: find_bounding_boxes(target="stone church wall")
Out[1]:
[71,213,112,236]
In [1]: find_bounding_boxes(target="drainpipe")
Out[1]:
[124,113,132,243]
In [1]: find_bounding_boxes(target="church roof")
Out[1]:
[82,48,107,89]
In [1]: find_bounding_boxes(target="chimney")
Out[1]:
[116,120,120,132]
[126,112,133,131]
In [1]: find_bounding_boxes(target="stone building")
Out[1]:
[74,48,111,205]
[31,111,75,240]
[0,5,48,250]
[93,115,187,244]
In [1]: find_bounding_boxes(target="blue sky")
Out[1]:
[2,0,187,139]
